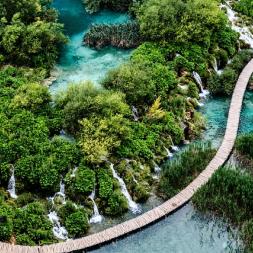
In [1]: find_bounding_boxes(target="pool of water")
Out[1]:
[51,0,131,94]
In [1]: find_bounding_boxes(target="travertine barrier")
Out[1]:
[1,59,253,253]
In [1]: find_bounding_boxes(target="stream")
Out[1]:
[49,0,253,252]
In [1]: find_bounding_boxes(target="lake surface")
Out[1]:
[52,1,253,252]
[51,0,131,94]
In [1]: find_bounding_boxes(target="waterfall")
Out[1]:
[169,137,180,152]
[154,163,161,173]
[132,106,139,121]
[165,147,173,158]
[70,166,78,178]
[89,189,103,224]
[221,2,253,48]
[49,179,66,205]
[7,166,17,199]
[60,129,66,136]
[48,211,68,240]
[192,71,210,98]
[212,58,218,73]
[110,163,141,214]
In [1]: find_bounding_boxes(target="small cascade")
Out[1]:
[212,58,218,73]
[139,164,144,170]
[169,137,180,152]
[132,175,138,184]
[154,163,161,173]
[49,179,66,205]
[222,2,253,48]
[165,147,173,158]
[89,189,103,224]
[7,166,17,199]
[196,100,204,107]
[70,166,78,178]
[60,129,66,136]
[110,163,141,214]
[192,71,210,98]
[48,211,68,240]
[132,106,139,121]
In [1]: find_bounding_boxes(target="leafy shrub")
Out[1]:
[65,210,89,238]
[98,168,114,199]
[208,49,253,95]
[66,166,95,195]
[236,133,253,158]
[0,204,14,241]
[106,190,128,216]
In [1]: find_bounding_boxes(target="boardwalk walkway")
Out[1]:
[1,59,253,253]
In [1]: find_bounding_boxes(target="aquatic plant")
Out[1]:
[159,142,215,198]
[84,22,141,49]
[193,166,253,251]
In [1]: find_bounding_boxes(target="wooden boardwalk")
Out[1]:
[1,59,253,253]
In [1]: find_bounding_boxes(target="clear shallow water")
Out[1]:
[51,0,131,94]
[90,204,242,253]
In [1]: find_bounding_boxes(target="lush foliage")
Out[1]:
[236,132,253,158]
[0,201,55,245]
[208,49,253,95]
[0,0,67,68]
[234,0,253,18]
[159,142,216,198]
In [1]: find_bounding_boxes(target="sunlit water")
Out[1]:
[49,0,253,251]
[51,0,131,94]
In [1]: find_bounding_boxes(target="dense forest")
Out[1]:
[0,0,252,247]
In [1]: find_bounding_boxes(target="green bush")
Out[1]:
[0,204,14,241]
[208,50,253,95]
[98,168,114,199]
[236,133,253,158]
[65,210,89,238]
[106,190,128,216]
[66,166,95,195]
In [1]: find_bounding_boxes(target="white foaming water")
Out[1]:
[7,166,17,199]
[222,1,253,48]
[48,211,68,240]
[165,147,173,158]
[49,179,66,205]
[71,166,78,178]
[212,58,218,73]
[154,162,161,173]
[110,163,141,214]
[89,189,103,224]
[192,71,210,98]
[132,106,139,121]
[169,137,180,152]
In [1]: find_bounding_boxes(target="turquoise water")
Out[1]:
[90,204,242,253]
[51,1,253,252]
[51,0,131,94]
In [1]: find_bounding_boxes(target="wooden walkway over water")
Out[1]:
[1,59,253,253]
